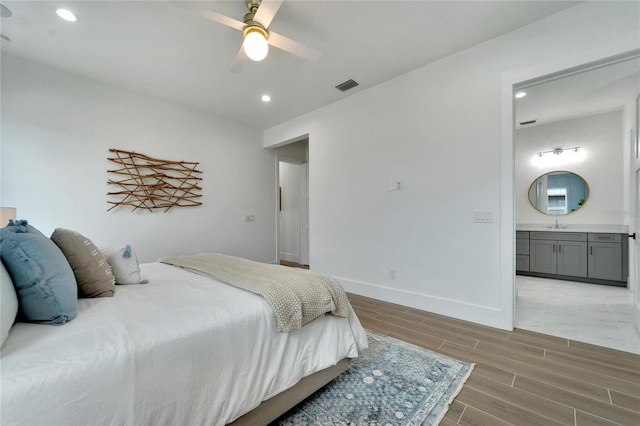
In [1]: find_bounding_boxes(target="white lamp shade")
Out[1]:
[0,207,16,227]
[243,30,269,62]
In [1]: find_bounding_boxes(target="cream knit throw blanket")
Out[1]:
[160,253,351,332]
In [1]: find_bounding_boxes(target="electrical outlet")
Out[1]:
[389,180,402,191]
[245,215,255,222]
[389,269,396,279]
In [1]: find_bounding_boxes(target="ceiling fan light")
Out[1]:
[243,29,269,62]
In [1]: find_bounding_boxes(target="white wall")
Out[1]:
[278,162,301,262]
[1,54,276,263]
[516,111,624,225]
[263,2,640,329]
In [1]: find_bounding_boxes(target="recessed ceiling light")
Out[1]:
[261,94,271,102]
[56,8,77,22]
[515,91,527,99]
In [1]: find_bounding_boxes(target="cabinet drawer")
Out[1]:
[530,232,587,241]
[516,231,529,240]
[516,255,530,271]
[588,233,622,243]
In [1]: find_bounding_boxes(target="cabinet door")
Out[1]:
[516,255,530,272]
[588,242,622,281]
[557,241,588,277]
[516,239,530,255]
[529,240,557,274]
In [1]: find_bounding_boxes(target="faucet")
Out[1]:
[545,219,561,230]
[552,219,568,229]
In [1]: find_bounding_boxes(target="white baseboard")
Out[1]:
[279,252,300,263]
[336,276,509,331]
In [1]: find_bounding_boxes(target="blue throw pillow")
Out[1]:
[0,220,77,325]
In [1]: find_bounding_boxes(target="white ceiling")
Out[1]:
[515,57,640,128]
[1,1,581,130]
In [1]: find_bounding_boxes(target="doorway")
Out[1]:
[270,139,309,267]
[511,53,640,353]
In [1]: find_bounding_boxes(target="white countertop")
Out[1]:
[516,223,629,233]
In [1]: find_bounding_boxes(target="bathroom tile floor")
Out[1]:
[516,275,640,354]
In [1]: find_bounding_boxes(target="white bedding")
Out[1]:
[1,262,368,425]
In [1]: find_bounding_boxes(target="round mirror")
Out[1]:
[528,171,589,215]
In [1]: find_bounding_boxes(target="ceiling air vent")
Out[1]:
[519,119,537,126]
[335,79,359,92]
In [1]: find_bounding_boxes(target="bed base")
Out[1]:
[229,358,350,425]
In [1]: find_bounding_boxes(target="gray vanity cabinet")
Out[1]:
[588,234,622,281]
[518,230,627,286]
[529,232,588,278]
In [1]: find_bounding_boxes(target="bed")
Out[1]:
[1,261,368,425]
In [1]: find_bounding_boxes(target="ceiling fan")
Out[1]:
[174,0,321,71]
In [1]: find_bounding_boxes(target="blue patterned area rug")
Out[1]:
[273,330,474,426]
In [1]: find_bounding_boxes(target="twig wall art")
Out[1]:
[107,149,203,212]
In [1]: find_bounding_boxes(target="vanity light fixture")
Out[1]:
[532,146,584,167]
[56,8,77,22]
[537,147,580,157]
[261,94,271,102]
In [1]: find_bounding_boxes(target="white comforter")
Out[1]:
[1,262,368,426]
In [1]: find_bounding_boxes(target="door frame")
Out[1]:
[500,45,640,330]
[299,163,310,266]
[633,92,640,331]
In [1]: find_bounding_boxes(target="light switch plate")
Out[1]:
[473,210,493,223]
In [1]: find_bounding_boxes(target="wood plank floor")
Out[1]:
[279,260,309,269]
[347,293,640,426]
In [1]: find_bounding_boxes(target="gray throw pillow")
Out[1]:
[0,221,77,325]
[51,228,115,298]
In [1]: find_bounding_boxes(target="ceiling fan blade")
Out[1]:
[254,0,283,28]
[201,9,245,31]
[231,45,249,73]
[170,1,245,31]
[268,31,322,62]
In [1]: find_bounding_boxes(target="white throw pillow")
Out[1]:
[100,244,148,285]
[1,261,19,347]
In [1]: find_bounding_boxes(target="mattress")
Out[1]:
[1,262,368,425]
